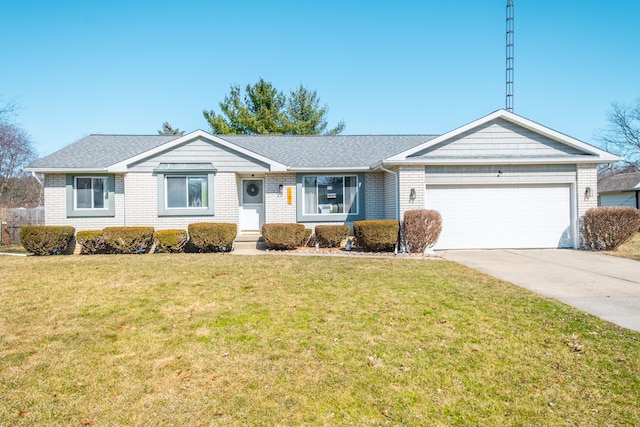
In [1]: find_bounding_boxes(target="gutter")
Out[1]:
[30,171,43,186]
[286,166,371,172]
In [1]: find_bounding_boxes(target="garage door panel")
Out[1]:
[426,184,573,249]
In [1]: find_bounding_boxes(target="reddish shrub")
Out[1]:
[402,210,442,253]
[582,206,640,250]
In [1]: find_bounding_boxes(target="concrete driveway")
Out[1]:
[439,249,640,332]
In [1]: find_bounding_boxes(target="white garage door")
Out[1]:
[425,184,573,249]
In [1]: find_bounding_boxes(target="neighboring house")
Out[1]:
[598,171,640,209]
[25,110,619,250]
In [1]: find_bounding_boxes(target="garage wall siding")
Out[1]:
[425,164,576,184]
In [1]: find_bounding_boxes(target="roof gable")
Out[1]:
[110,130,287,172]
[386,110,620,165]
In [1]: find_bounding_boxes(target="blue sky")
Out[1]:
[1,1,639,157]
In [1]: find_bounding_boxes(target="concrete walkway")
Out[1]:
[439,249,640,332]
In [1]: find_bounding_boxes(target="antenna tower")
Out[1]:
[506,0,514,112]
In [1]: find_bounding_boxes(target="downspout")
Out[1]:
[31,171,44,206]
[375,163,399,221]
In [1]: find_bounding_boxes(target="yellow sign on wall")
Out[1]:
[287,186,292,205]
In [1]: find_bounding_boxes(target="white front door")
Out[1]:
[239,179,264,232]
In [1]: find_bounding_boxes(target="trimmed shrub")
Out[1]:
[402,210,442,253]
[353,220,399,252]
[188,222,237,252]
[19,226,75,256]
[315,225,350,248]
[262,223,308,250]
[582,206,640,250]
[102,226,155,254]
[154,229,188,253]
[76,230,107,255]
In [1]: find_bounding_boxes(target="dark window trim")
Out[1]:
[296,173,365,222]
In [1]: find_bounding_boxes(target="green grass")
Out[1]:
[1,254,639,426]
[606,232,640,261]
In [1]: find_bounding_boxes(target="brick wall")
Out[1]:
[398,165,425,221]
[364,171,384,219]
[264,173,297,223]
[576,164,598,218]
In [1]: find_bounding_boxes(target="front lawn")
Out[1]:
[605,232,640,261]
[1,254,638,425]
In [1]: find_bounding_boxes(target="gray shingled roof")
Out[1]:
[28,133,438,170]
[221,134,438,168]
[28,135,179,169]
[598,171,640,193]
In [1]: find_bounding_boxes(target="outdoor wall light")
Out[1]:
[585,187,592,197]
[409,188,416,200]
[278,184,284,195]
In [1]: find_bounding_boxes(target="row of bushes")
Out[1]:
[262,210,443,253]
[20,223,237,255]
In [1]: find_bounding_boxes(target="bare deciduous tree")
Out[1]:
[597,97,640,171]
[0,99,39,207]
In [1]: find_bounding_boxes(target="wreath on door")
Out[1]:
[246,183,260,197]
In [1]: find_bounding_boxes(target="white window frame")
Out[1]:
[164,175,208,210]
[74,176,109,211]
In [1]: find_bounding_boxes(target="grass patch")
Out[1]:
[1,254,639,425]
[605,232,640,261]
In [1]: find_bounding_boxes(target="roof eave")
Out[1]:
[287,166,372,173]
[23,167,110,174]
[382,156,620,166]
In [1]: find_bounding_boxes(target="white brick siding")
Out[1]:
[43,173,127,231]
[398,165,425,221]
[364,172,384,220]
[264,173,297,223]
[576,163,598,218]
